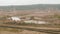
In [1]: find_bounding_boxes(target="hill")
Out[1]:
[0,4,60,10]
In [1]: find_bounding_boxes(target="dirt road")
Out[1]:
[0,24,60,34]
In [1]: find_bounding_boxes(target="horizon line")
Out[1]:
[0,4,60,6]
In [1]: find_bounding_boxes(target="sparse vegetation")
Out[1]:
[0,28,24,32]
[30,16,35,20]
[42,13,60,25]
[0,4,60,34]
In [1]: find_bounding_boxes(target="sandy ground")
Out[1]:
[0,30,47,34]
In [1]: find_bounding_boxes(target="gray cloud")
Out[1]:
[0,0,60,6]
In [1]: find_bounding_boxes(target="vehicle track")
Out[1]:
[0,25,60,34]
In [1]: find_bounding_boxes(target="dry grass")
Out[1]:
[42,13,60,24]
[0,11,60,28]
[0,27,24,32]
[0,28,48,34]
[0,28,46,34]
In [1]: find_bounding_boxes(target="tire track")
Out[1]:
[0,25,60,34]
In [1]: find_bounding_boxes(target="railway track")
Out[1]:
[0,24,60,34]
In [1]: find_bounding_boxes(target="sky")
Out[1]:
[0,0,60,6]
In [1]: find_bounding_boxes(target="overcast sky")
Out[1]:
[0,0,60,6]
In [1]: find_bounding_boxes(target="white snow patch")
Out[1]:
[8,17,21,21]
[24,20,48,24]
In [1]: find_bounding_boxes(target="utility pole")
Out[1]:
[12,6,16,16]
[48,8,50,13]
